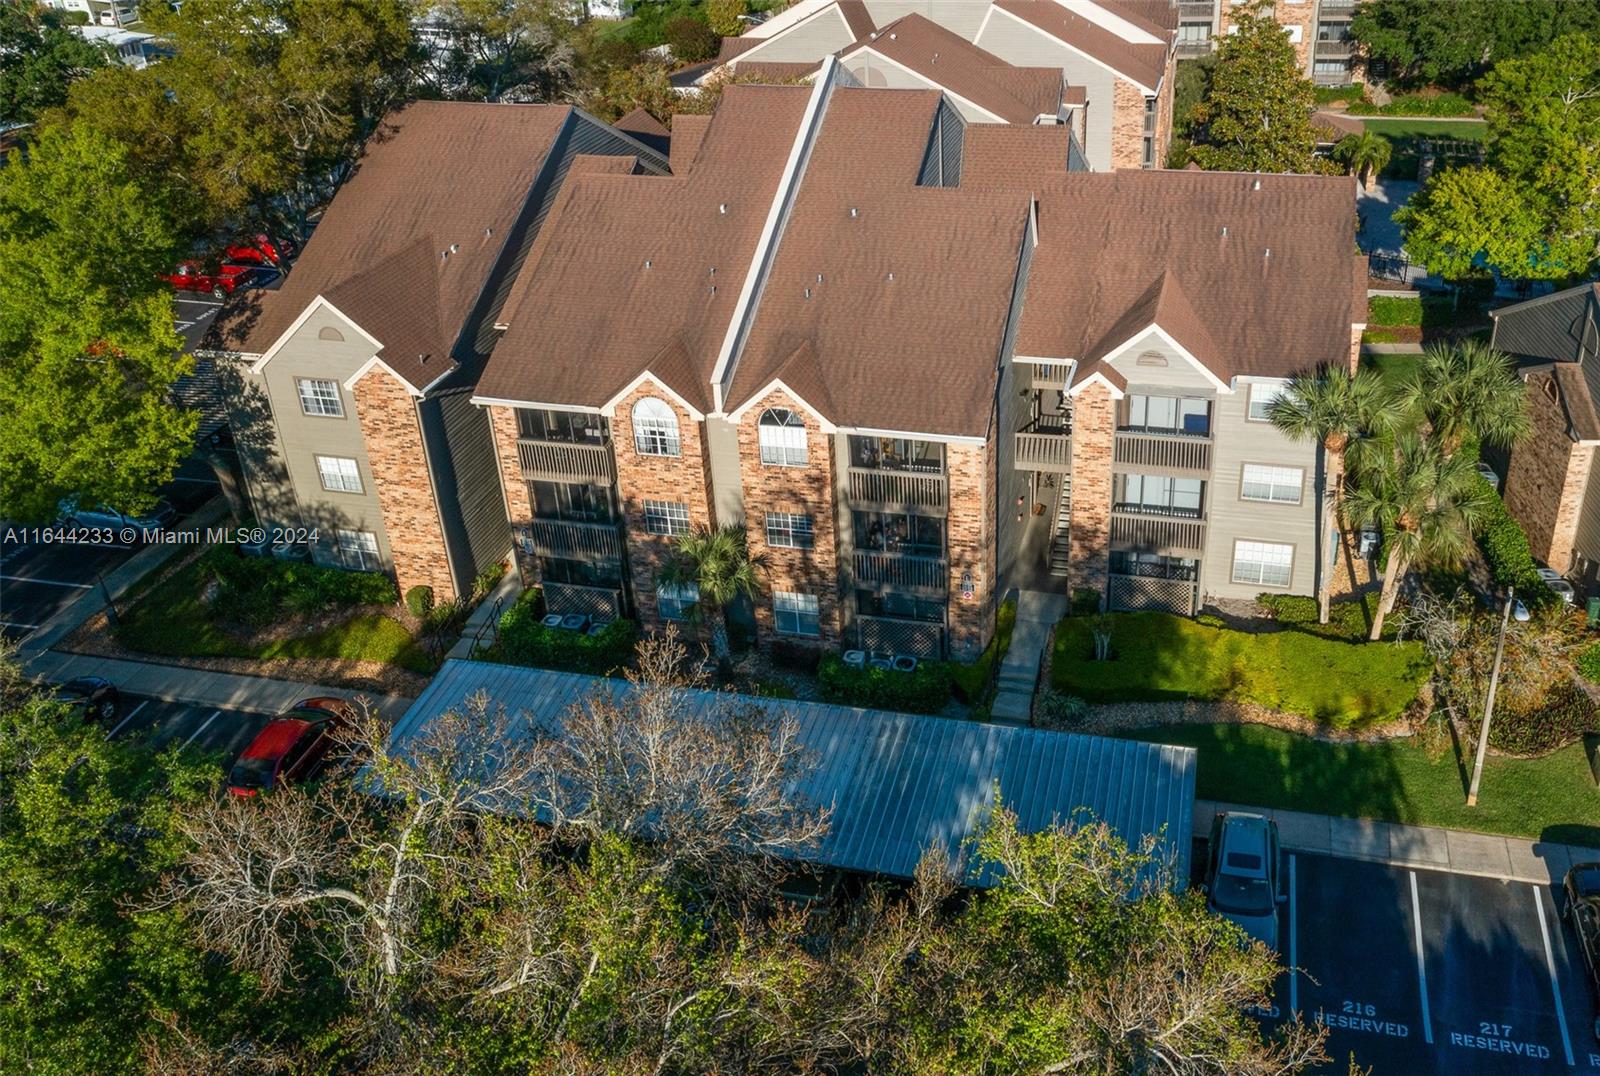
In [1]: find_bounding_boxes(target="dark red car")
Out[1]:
[162,261,261,299]
[224,233,296,267]
[227,697,353,797]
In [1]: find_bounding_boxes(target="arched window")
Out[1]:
[318,326,346,342]
[632,396,680,457]
[758,408,807,467]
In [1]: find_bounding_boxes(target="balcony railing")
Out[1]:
[519,518,623,560]
[854,615,945,659]
[1314,39,1354,58]
[1113,430,1212,474]
[542,581,623,622]
[1028,362,1072,390]
[852,550,948,592]
[1015,419,1072,473]
[1109,512,1206,554]
[517,438,614,483]
[847,467,948,512]
[1319,0,1357,14]
[1177,0,1214,16]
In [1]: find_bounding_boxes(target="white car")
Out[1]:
[1203,812,1284,951]
[1476,461,1501,491]
[1536,567,1577,605]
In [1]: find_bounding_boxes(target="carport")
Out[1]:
[390,659,1198,885]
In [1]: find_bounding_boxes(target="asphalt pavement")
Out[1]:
[108,693,273,764]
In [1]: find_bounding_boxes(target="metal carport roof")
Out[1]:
[388,659,1198,886]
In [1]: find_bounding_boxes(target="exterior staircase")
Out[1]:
[988,589,1070,724]
[1048,479,1072,578]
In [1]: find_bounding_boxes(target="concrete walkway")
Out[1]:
[1196,798,1597,886]
[991,590,1068,722]
[445,564,522,660]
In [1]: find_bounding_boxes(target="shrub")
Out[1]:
[1368,295,1422,327]
[472,562,507,601]
[405,585,435,619]
[705,0,748,36]
[1070,588,1101,616]
[1580,642,1600,685]
[1346,92,1476,117]
[1313,84,1368,105]
[1256,592,1381,641]
[1473,478,1556,605]
[1489,681,1598,756]
[948,598,1017,703]
[770,637,821,673]
[493,602,637,675]
[1195,613,1227,629]
[1035,690,1090,728]
[664,16,719,62]
[204,548,397,627]
[818,654,952,715]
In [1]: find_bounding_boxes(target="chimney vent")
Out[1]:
[644,259,652,268]
[719,202,728,214]
[1252,178,1262,191]
[804,287,812,299]
[449,243,459,254]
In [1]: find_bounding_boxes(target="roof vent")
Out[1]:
[889,31,896,39]
[709,266,716,276]
[849,206,858,218]
[887,272,895,282]
[816,273,824,283]
[1252,178,1262,191]
[1221,225,1228,237]
[484,227,493,237]
[1264,247,1271,258]
[710,284,717,296]
[644,258,652,268]
[719,202,727,214]
[932,51,939,63]
[804,287,812,299]
[441,249,449,261]
[418,353,430,365]
[449,243,460,254]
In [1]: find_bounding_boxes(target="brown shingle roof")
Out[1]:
[841,14,1062,124]
[727,59,822,81]
[669,113,713,173]
[836,0,876,39]
[207,101,572,387]
[614,107,670,157]
[476,85,814,413]
[1097,0,1179,35]
[994,0,1169,91]
[962,124,1075,187]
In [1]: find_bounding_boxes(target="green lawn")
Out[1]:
[1360,117,1488,140]
[1125,723,1600,847]
[1052,612,1430,730]
[1364,351,1420,384]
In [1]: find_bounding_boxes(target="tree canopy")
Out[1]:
[1350,0,1600,88]
[1186,0,1320,174]
[0,4,107,127]
[0,125,196,523]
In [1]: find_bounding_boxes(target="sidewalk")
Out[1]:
[445,564,522,660]
[26,649,414,719]
[1196,798,1595,886]
[991,590,1068,723]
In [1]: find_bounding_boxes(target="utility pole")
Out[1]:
[1467,586,1513,807]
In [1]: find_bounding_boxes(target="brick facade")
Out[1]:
[1506,372,1589,571]
[735,389,842,648]
[945,438,994,661]
[1109,77,1152,170]
[1218,0,1316,75]
[487,405,537,583]
[610,382,716,632]
[1068,381,1116,599]
[352,370,457,600]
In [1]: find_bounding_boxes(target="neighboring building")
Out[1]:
[473,65,1365,661]
[203,101,668,602]
[69,25,165,69]
[1490,284,1600,591]
[1177,0,1359,86]
[706,0,1178,172]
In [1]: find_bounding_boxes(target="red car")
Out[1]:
[224,233,296,267]
[163,261,262,299]
[227,697,353,797]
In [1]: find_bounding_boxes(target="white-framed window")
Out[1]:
[772,590,820,637]
[657,581,698,620]
[297,378,344,417]
[1232,540,1294,588]
[765,511,814,549]
[315,455,363,494]
[632,397,680,457]
[1247,382,1288,422]
[643,499,690,536]
[758,408,808,467]
[1240,463,1303,504]
[336,529,381,571]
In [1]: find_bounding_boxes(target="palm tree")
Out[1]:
[1333,131,1392,191]
[1267,365,1387,623]
[1398,339,1531,457]
[1344,432,1493,640]
[656,524,766,660]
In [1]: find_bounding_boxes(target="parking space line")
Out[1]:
[1,574,93,588]
[1533,885,1575,1067]
[107,700,148,739]
[1288,853,1298,1016]
[181,710,222,749]
[1408,871,1434,1045]
[0,620,39,631]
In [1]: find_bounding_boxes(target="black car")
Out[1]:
[1566,863,1600,1044]
[52,676,119,723]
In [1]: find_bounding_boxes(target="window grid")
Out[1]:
[316,455,363,494]
[758,409,808,467]
[657,581,699,621]
[764,511,814,549]
[643,499,690,536]
[1232,540,1293,588]
[772,590,820,637]
[1240,464,1303,505]
[632,398,681,457]
[336,529,380,571]
[297,378,344,417]
[1247,382,1287,422]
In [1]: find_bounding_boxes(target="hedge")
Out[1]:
[1472,477,1555,605]
[204,547,398,627]
[493,596,637,675]
[818,654,952,714]
[1346,92,1476,117]
[1367,295,1422,327]
[1490,681,1599,756]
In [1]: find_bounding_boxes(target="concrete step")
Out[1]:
[990,689,1033,722]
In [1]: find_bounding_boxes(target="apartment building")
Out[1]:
[1176,0,1359,86]
[203,101,668,601]
[473,64,1366,660]
[707,0,1178,172]
[1490,284,1600,594]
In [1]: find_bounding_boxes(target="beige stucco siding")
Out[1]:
[974,8,1118,169]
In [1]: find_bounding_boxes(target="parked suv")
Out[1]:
[227,697,353,796]
[57,497,177,539]
[51,676,120,723]
[1566,863,1600,1044]
[1203,812,1284,950]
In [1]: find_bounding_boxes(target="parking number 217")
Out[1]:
[1479,1022,1512,1038]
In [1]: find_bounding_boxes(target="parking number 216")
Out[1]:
[1343,1001,1376,1017]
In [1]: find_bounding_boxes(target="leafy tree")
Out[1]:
[1344,432,1493,640]
[1350,0,1600,88]
[706,0,749,38]
[665,14,719,63]
[1269,366,1388,624]
[1333,130,1392,190]
[0,4,107,126]
[420,0,577,102]
[1393,165,1545,280]
[0,124,196,523]
[578,59,685,123]
[1398,339,1531,456]
[1187,0,1320,174]
[657,523,766,659]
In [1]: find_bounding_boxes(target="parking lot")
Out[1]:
[106,693,275,764]
[1254,852,1599,1074]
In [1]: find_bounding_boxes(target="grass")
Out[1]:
[1051,612,1431,730]
[1364,351,1421,384]
[1124,723,1600,847]
[1359,117,1488,140]
[1362,329,1405,345]
[117,556,434,672]
[949,597,1017,703]
[1368,295,1422,327]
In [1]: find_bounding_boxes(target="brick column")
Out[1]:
[1068,382,1115,600]
[487,405,537,583]
[1109,77,1149,170]
[1549,446,1593,573]
[946,439,994,661]
[611,384,714,631]
[1348,322,1364,374]
[736,390,841,648]
[352,371,456,600]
